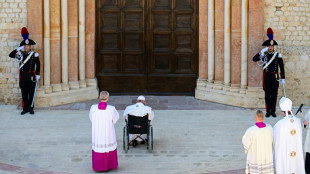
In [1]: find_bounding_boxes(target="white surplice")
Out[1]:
[273,115,305,174]
[89,104,119,153]
[242,124,274,174]
[123,102,154,141]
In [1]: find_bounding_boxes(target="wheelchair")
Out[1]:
[123,114,153,153]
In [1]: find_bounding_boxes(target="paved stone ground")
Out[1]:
[27,96,242,111]
[0,96,306,174]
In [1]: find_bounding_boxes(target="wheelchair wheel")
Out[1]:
[147,126,153,153]
[123,126,128,153]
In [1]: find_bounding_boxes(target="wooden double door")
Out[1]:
[96,0,198,94]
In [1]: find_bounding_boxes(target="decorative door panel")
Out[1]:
[96,0,147,92]
[147,0,197,93]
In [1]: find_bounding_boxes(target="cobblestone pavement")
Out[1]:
[1,96,304,174]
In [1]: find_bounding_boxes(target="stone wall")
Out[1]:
[0,0,27,104]
[264,0,310,105]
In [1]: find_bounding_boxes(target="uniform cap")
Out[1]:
[262,27,278,46]
[20,27,36,46]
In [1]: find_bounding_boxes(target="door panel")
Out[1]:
[96,0,198,94]
[96,0,146,92]
[147,0,197,93]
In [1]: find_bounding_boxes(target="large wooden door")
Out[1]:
[96,0,198,94]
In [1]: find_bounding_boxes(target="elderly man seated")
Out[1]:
[123,95,155,147]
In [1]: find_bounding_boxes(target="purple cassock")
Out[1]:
[92,102,118,172]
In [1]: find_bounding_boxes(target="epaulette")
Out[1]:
[278,53,282,58]
[34,52,39,57]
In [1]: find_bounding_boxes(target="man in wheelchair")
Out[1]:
[123,95,155,147]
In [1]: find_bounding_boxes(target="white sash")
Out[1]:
[19,51,34,70]
[263,52,277,70]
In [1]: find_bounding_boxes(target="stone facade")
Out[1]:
[0,0,98,106]
[0,0,27,104]
[264,0,310,106]
[0,0,309,107]
[196,0,310,108]
[195,0,266,108]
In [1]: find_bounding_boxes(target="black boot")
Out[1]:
[29,108,34,115]
[271,113,277,117]
[265,112,270,118]
[21,109,28,115]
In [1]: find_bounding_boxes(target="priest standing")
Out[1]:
[89,91,119,172]
[242,110,274,174]
[273,97,305,174]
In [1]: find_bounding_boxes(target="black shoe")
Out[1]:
[132,140,138,147]
[265,112,270,118]
[141,139,147,144]
[271,113,277,117]
[21,110,27,115]
[29,109,34,115]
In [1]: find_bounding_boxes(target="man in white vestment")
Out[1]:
[242,110,274,174]
[303,109,310,174]
[89,91,119,172]
[273,97,305,174]
[123,95,154,147]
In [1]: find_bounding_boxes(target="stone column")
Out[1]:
[79,0,86,88]
[208,0,215,83]
[214,0,224,83]
[26,0,99,108]
[224,0,231,86]
[231,0,242,89]
[241,0,248,89]
[27,0,43,86]
[248,0,264,87]
[50,0,61,92]
[193,0,265,108]
[198,0,208,81]
[85,0,96,86]
[61,0,69,91]
[43,0,52,93]
[68,0,79,89]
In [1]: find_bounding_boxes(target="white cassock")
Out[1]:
[89,104,119,153]
[304,109,310,153]
[123,102,154,141]
[273,115,305,174]
[242,124,274,174]
[273,97,305,174]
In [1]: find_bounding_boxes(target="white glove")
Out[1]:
[281,79,285,85]
[260,47,268,55]
[16,46,25,52]
[36,75,40,81]
[16,51,23,60]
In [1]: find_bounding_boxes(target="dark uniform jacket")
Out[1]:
[9,49,40,76]
[253,51,285,79]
